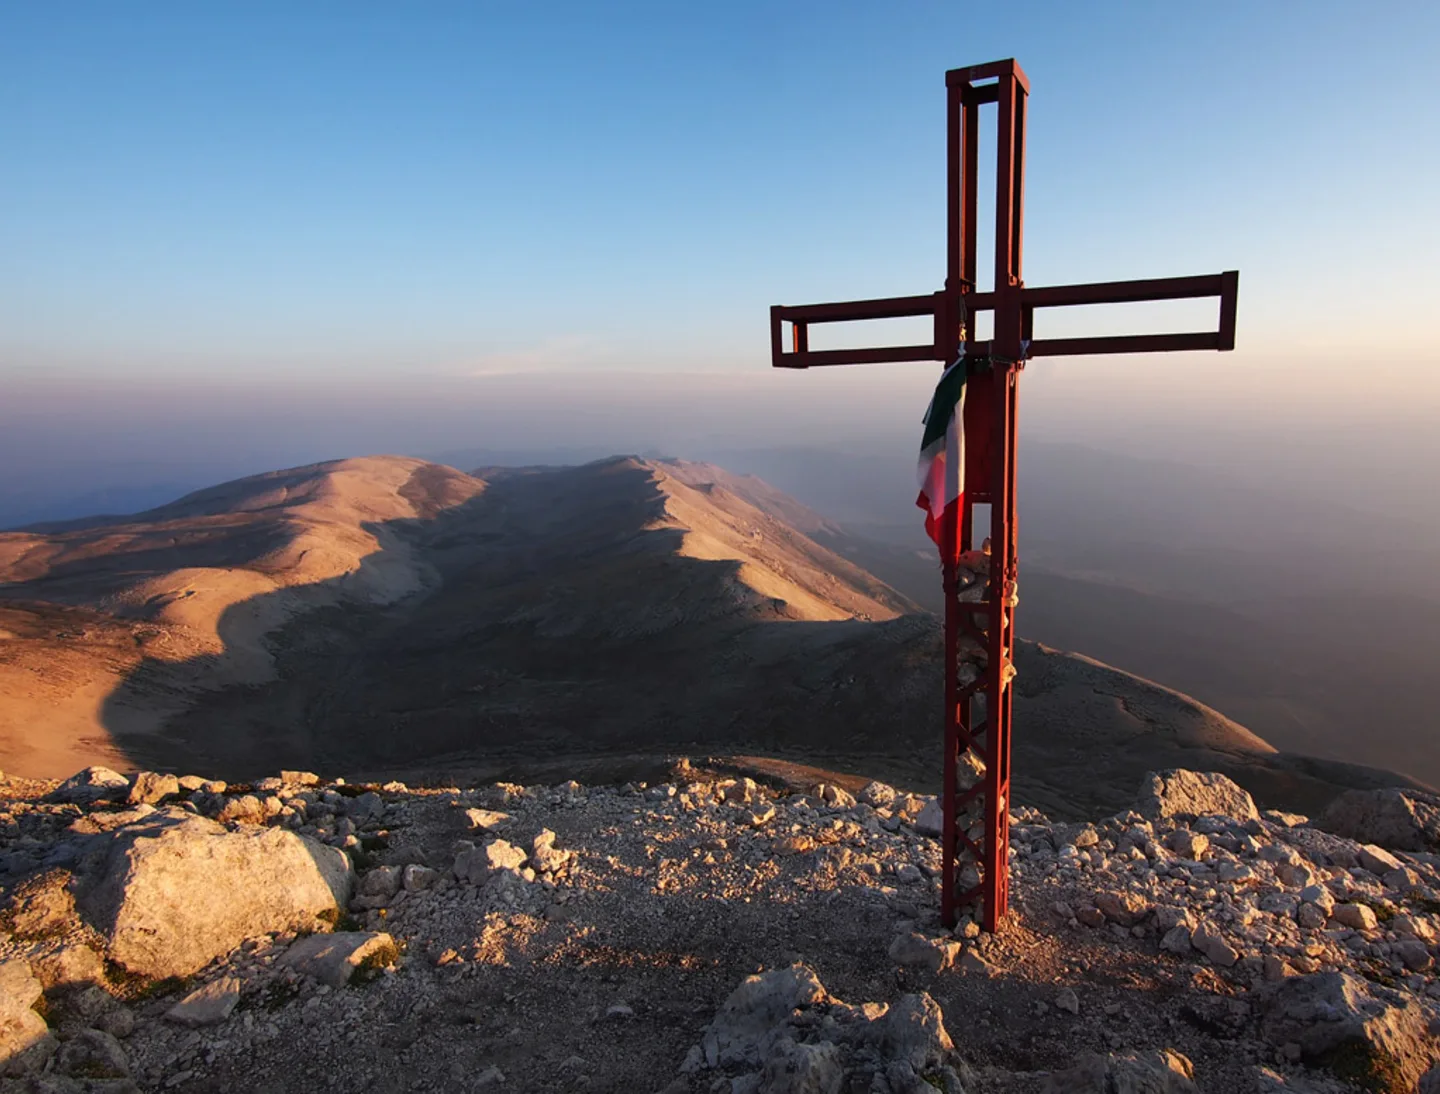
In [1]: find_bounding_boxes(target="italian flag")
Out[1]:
[916,358,967,556]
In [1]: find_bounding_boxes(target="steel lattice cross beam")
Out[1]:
[768,58,1239,932]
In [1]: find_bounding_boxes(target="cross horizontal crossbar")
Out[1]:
[770,271,1238,369]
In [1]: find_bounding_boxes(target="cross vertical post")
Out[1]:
[769,58,1238,932]
[943,59,1029,933]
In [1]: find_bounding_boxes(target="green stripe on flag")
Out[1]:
[920,362,967,452]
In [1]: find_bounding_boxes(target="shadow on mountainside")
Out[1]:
[74,458,1433,821]
[89,459,930,778]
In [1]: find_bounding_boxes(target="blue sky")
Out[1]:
[2,2,1439,515]
[4,1,1437,376]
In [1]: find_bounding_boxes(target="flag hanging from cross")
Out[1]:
[769,58,1238,932]
[916,357,968,560]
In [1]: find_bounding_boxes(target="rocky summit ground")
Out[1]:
[4,763,1440,1093]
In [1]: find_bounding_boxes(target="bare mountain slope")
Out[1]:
[1,455,486,658]
[467,456,914,628]
[0,457,486,775]
[0,455,1423,819]
[0,455,910,778]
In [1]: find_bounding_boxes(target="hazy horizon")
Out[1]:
[7,3,1439,530]
[6,359,1440,536]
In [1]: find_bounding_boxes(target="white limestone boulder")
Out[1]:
[2,868,76,939]
[49,766,129,805]
[887,932,960,973]
[864,993,955,1071]
[462,808,512,832]
[0,959,56,1076]
[52,1027,130,1081]
[126,771,180,806]
[80,812,353,980]
[858,781,897,809]
[279,931,396,988]
[912,799,944,838]
[1042,1049,1197,1093]
[165,977,243,1027]
[706,965,829,1069]
[1259,971,1439,1092]
[758,1038,843,1094]
[1136,770,1259,823]
[1318,788,1440,852]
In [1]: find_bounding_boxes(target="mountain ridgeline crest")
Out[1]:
[0,454,1424,820]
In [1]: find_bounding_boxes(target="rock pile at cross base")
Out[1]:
[2,766,1440,1093]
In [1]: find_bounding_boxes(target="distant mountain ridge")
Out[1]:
[0,454,1425,821]
[0,454,911,779]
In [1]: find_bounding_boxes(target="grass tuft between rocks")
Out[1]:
[1355,897,1397,923]
[315,907,363,933]
[350,940,400,985]
[1405,891,1440,916]
[349,834,389,870]
[1316,1039,1408,1094]
[103,959,188,1002]
[249,980,302,1013]
[333,783,384,799]
[72,1061,126,1080]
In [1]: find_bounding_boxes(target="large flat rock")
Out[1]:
[1318,788,1440,852]
[81,811,353,980]
[278,931,396,988]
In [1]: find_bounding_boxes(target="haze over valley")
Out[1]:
[699,432,1440,789]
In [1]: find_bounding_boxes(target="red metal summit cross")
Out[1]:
[769,59,1239,932]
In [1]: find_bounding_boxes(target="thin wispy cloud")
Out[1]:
[467,335,622,377]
